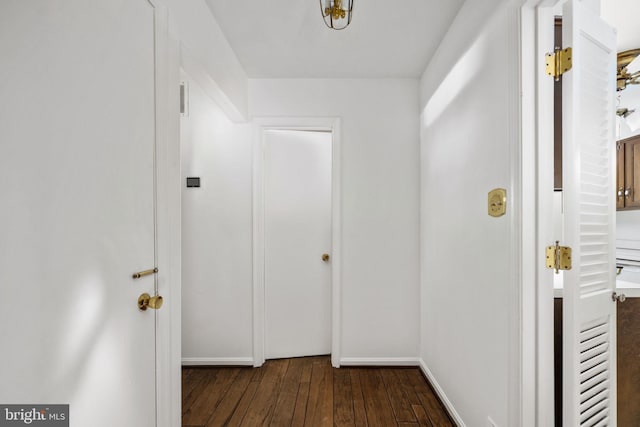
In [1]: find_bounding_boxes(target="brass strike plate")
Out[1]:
[488,188,507,217]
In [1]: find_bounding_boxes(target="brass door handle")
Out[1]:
[138,293,163,311]
[132,268,158,279]
[322,253,330,262]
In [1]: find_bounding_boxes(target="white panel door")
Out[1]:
[562,1,617,425]
[0,1,160,426]
[264,130,332,359]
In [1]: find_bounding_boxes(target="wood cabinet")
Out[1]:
[617,135,640,210]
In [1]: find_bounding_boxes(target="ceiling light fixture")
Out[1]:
[617,49,640,91]
[320,0,353,30]
[617,107,636,118]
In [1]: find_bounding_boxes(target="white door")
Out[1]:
[561,1,618,425]
[264,130,332,359]
[0,1,161,426]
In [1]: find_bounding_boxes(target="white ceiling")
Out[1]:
[602,0,640,52]
[204,0,466,78]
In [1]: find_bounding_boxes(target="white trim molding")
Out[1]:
[252,117,343,369]
[418,359,467,427]
[340,358,420,367]
[182,357,255,366]
[519,1,564,426]
[151,3,183,427]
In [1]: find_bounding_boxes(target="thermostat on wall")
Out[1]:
[186,177,200,188]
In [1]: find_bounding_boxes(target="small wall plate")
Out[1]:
[488,188,507,217]
[186,177,200,188]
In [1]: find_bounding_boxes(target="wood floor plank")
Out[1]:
[348,369,369,427]
[305,362,334,426]
[381,369,417,423]
[183,368,240,426]
[270,358,305,426]
[334,368,355,427]
[405,369,430,391]
[404,369,453,426]
[238,379,280,426]
[183,369,217,414]
[206,368,254,427]
[182,367,194,382]
[394,369,423,406]
[291,381,310,427]
[237,360,288,427]
[416,392,453,427]
[251,366,265,383]
[300,358,313,383]
[310,355,332,366]
[411,404,434,427]
[359,369,397,427]
[261,358,289,383]
[225,380,260,427]
[182,368,202,406]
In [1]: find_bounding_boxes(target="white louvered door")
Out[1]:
[562,1,617,425]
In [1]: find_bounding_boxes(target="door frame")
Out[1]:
[520,1,559,425]
[252,117,342,368]
[521,0,614,425]
[149,2,182,427]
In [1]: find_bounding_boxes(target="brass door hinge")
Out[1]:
[545,47,572,81]
[546,241,572,274]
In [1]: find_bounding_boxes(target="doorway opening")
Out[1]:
[523,1,619,425]
[253,119,342,368]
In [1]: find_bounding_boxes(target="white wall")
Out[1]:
[419,0,506,110]
[618,210,640,241]
[166,0,248,120]
[180,74,254,362]
[419,2,519,426]
[250,79,421,361]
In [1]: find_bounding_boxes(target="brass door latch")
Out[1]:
[138,293,164,311]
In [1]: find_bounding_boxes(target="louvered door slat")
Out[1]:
[580,381,609,407]
[562,1,617,425]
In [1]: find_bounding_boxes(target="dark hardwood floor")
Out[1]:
[182,356,455,427]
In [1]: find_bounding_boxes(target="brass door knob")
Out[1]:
[322,253,330,262]
[138,293,164,311]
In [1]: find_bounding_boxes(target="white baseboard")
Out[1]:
[418,358,466,427]
[181,357,254,366]
[339,357,421,367]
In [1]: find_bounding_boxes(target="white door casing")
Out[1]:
[0,1,177,426]
[561,1,618,425]
[263,130,332,360]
